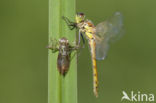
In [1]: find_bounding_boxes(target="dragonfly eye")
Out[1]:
[77,13,84,16]
[76,13,85,23]
[77,13,85,18]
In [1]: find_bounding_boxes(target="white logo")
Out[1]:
[121,91,154,102]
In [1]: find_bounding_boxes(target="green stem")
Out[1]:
[48,0,77,103]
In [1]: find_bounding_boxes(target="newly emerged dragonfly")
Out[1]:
[47,37,79,76]
[63,12,124,97]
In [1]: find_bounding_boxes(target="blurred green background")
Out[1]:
[0,0,156,103]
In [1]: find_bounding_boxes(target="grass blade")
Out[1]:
[48,0,77,103]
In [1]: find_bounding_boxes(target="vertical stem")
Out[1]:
[48,0,77,103]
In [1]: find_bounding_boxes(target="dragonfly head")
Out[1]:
[76,13,85,23]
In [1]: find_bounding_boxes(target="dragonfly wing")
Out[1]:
[95,37,109,60]
[95,12,124,60]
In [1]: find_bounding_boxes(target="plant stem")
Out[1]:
[48,0,77,103]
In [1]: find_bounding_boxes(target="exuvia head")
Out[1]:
[59,37,69,46]
[76,12,85,23]
[59,37,69,55]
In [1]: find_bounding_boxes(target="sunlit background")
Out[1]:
[0,0,156,103]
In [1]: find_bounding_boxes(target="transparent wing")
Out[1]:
[95,12,124,60]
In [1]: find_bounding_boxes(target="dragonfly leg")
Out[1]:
[69,39,85,61]
[78,30,85,48]
[47,38,59,53]
[78,30,81,45]
[81,33,85,48]
[62,16,76,30]
[69,41,80,51]
[70,44,83,61]
[69,43,79,61]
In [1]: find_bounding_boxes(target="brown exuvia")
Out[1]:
[57,37,71,76]
[48,37,79,76]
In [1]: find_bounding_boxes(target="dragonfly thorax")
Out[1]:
[76,21,96,40]
[59,38,70,56]
[59,45,70,56]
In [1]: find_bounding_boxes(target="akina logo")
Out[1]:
[121,91,154,102]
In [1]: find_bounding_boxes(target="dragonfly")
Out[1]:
[47,37,79,76]
[63,12,124,97]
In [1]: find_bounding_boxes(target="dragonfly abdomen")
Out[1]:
[57,53,70,76]
[89,39,99,97]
